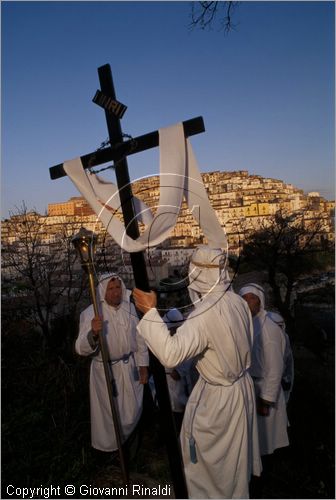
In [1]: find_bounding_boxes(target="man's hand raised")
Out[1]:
[132,288,157,314]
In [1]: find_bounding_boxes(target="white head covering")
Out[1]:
[162,308,184,329]
[97,273,126,304]
[96,273,133,329]
[188,245,231,305]
[238,283,265,310]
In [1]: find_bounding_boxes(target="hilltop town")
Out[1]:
[2,169,334,289]
[131,170,334,250]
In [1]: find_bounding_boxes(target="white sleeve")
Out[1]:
[75,305,98,356]
[137,308,207,369]
[135,329,150,366]
[259,321,285,403]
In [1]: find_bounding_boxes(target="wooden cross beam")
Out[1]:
[49,116,204,180]
[50,64,205,498]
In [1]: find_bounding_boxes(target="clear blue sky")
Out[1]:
[2,1,335,218]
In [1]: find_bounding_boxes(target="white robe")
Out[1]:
[250,311,289,455]
[75,288,149,452]
[137,291,262,499]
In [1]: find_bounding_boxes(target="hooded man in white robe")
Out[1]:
[133,246,262,499]
[75,274,149,452]
[238,283,289,456]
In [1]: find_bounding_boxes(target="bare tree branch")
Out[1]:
[189,1,238,33]
[241,209,333,331]
[2,204,87,346]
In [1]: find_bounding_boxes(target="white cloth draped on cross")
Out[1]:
[63,122,227,252]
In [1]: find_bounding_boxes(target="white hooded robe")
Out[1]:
[239,284,289,456]
[75,275,149,452]
[137,247,262,499]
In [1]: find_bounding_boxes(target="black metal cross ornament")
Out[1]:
[50,63,205,498]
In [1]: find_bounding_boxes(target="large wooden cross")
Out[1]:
[50,64,205,498]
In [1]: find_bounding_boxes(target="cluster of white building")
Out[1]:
[2,169,334,288]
